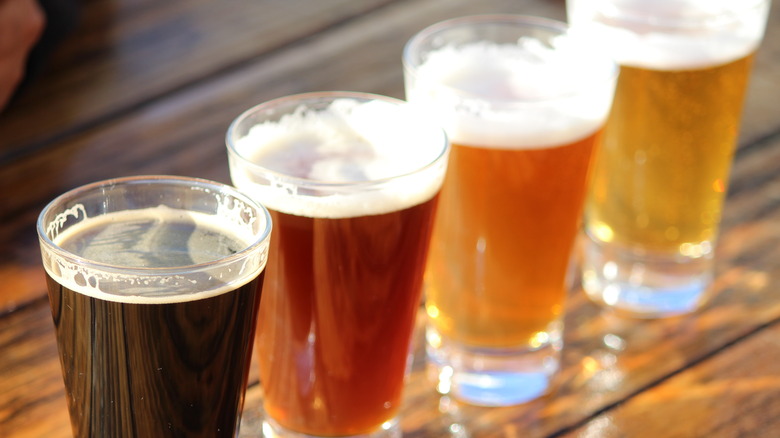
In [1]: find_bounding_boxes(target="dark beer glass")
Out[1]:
[226,92,449,438]
[37,176,272,438]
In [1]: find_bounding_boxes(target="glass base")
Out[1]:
[261,417,400,438]
[426,326,560,407]
[581,233,714,318]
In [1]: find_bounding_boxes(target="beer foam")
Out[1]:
[229,98,448,218]
[405,38,616,149]
[567,0,768,70]
[41,206,268,304]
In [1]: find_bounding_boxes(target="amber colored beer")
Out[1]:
[405,28,614,351]
[585,54,756,253]
[404,15,616,406]
[226,93,448,435]
[426,131,600,348]
[258,198,438,435]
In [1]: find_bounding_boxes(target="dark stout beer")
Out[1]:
[47,272,263,438]
[39,178,271,438]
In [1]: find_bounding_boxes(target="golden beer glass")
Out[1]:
[226,92,449,437]
[404,16,617,405]
[567,0,770,317]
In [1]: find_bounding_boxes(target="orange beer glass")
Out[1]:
[404,15,617,406]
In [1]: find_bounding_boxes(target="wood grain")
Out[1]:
[0,0,400,163]
[1,0,779,436]
[561,321,780,438]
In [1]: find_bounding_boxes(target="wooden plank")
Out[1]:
[0,0,399,163]
[561,321,780,438]
[0,299,266,438]
[739,9,780,148]
[0,301,71,438]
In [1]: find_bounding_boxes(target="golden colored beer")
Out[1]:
[426,131,600,348]
[567,0,769,256]
[567,0,770,316]
[586,54,755,253]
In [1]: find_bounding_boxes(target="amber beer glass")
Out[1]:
[226,92,448,437]
[404,16,617,406]
[37,176,272,438]
[567,0,770,316]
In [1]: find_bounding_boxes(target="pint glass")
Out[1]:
[404,16,617,405]
[37,176,272,437]
[567,0,770,317]
[226,92,448,437]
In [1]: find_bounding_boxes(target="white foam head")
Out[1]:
[228,96,449,218]
[41,206,268,304]
[38,178,272,304]
[404,18,617,149]
[567,0,769,69]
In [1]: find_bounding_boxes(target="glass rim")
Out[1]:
[404,14,569,65]
[225,91,450,190]
[574,0,770,29]
[402,14,619,104]
[37,175,273,275]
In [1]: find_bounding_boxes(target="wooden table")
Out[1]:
[2,0,779,436]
